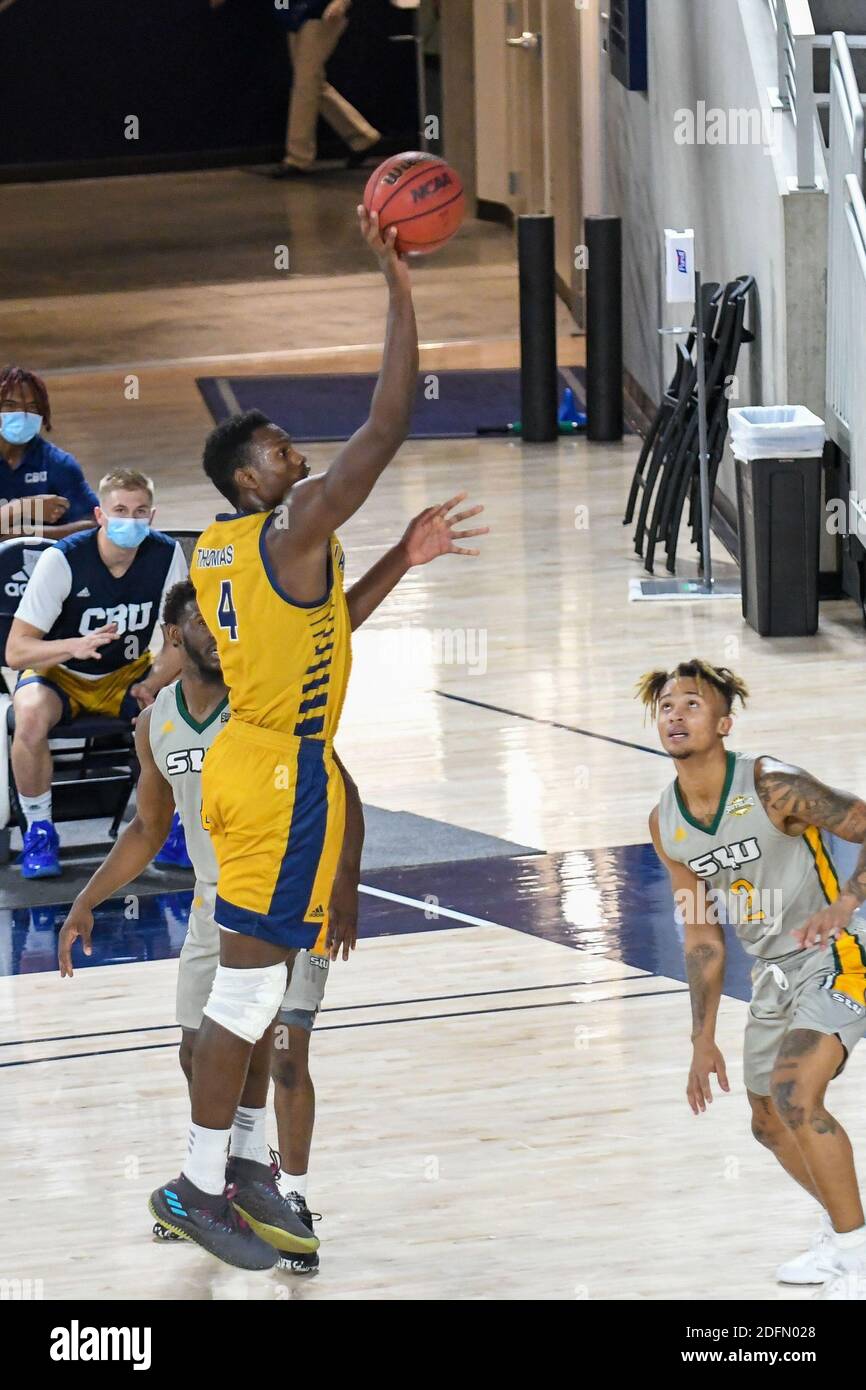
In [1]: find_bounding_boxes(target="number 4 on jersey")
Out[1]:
[217,580,239,641]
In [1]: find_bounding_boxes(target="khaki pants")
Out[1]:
[284,17,379,169]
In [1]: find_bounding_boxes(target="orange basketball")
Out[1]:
[363,152,465,256]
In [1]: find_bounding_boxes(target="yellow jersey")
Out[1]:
[191,510,351,740]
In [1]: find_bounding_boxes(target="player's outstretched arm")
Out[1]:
[58,708,176,977]
[649,806,728,1115]
[754,758,866,948]
[345,493,488,631]
[285,208,418,549]
[327,753,365,962]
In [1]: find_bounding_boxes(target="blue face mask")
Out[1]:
[0,411,43,445]
[106,518,150,549]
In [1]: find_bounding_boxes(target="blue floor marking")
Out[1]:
[5,838,860,1013]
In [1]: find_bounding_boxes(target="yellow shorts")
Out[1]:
[201,718,346,950]
[17,652,151,723]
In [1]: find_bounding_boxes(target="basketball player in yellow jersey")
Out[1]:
[149,207,429,1269]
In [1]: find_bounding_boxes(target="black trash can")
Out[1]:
[734,453,822,637]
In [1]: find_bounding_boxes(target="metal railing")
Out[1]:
[837,174,866,527]
[826,32,866,455]
[769,0,820,187]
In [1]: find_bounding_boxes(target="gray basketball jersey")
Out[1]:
[658,751,839,959]
[149,680,230,890]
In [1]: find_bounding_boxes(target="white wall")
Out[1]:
[605,0,787,403]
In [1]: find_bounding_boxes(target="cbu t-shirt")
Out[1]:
[0,437,99,521]
[14,529,188,676]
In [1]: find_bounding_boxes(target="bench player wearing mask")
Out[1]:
[6,468,187,878]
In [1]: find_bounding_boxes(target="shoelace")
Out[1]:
[222,1182,252,1233]
[268,1148,320,1223]
[24,826,53,848]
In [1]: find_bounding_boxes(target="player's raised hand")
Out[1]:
[794,894,858,951]
[687,1038,729,1115]
[58,900,95,978]
[357,205,408,289]
[401,493,489,565]
[67,624,118,662]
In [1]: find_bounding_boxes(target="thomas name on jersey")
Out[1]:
[196,545,234,568]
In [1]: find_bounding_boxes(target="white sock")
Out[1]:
[832,1224,866,1250]
[278,1170,307,1199]
[183,1123,230,1196]
[20,791,52,828]
[230,1106,270,1165]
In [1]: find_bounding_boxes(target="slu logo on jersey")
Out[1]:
[688,836,761,877]
[165,748,206,775]
[80,602,152,636]
[727,795,754,818]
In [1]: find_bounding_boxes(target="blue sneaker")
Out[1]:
[154,811,192,869]
[19,821,61,879]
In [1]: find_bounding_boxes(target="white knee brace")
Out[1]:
[202,962,288,1044]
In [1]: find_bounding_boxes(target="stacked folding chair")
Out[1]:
[624,275,755,574]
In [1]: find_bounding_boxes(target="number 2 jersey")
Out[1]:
[190,510,352,740]
[658,750,841,959]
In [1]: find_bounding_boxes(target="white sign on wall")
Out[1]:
[664,228,696,304]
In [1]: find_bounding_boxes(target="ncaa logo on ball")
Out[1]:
[411,173,453,205]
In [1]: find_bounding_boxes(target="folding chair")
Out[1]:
[662,275,755,574]
[0,536,139,866]
[625,283,721,562]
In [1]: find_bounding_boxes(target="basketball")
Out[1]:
[363,151,465,256]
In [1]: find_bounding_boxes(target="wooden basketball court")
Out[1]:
[3,170,866,1302]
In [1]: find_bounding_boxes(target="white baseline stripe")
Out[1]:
[358,883,509,931]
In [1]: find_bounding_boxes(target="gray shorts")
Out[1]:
[176,890,329,1033]
[744,927,866,1095]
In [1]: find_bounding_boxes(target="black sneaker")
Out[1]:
[149,1174,279,1271]
[282,1188,320,1235]
[277,1249,320,1275]
[275,1187,321,1274]
[152,1220,186,1243]
[226,1153,319,1256]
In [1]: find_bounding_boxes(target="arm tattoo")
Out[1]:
[756,760,866,842]
[685,941,720,1036]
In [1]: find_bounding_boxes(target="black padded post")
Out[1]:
[518,215,558,443]
[585,215,623,442]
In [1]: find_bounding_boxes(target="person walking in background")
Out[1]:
[271,0,381,177]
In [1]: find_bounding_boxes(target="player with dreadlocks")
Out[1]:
[641,659,866,1300]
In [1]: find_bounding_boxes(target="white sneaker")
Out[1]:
[815,1265,866,1300]
[776,1214,834,1285]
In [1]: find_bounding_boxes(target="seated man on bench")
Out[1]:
[5,468,187,878]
